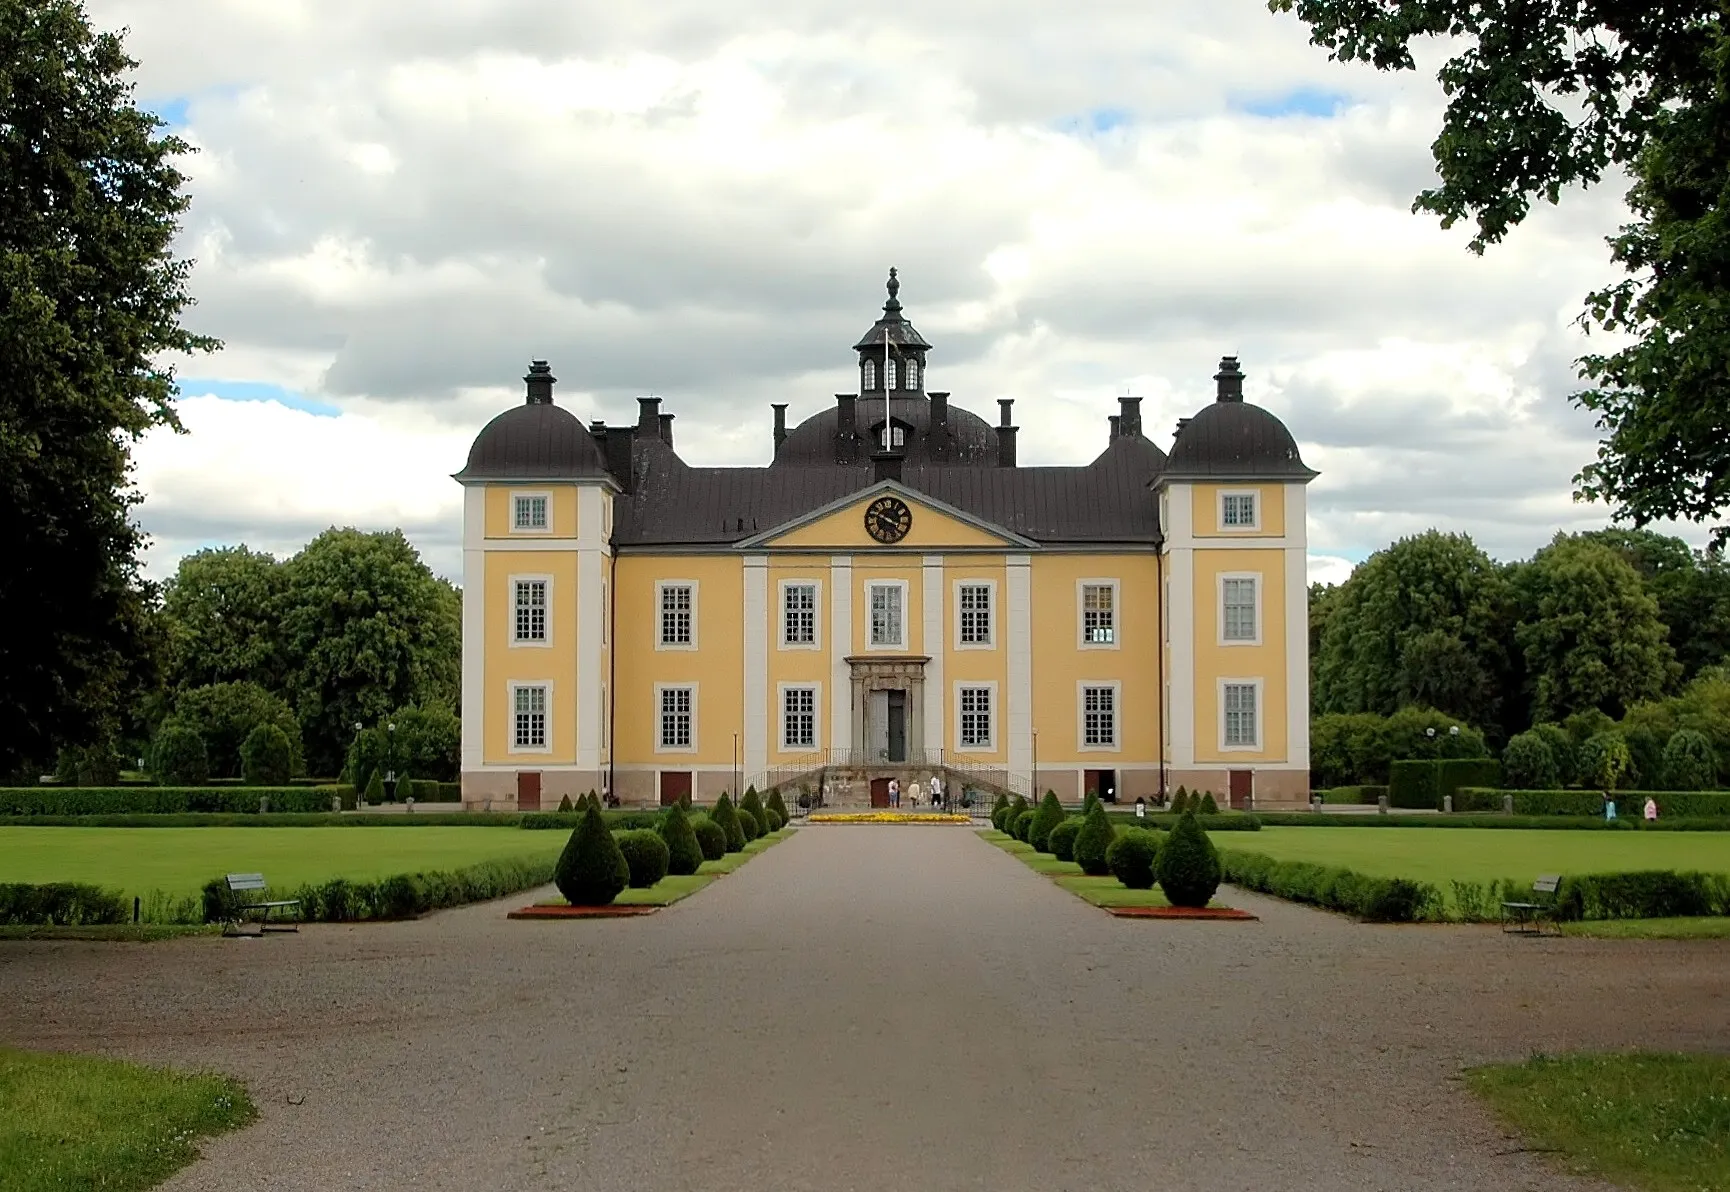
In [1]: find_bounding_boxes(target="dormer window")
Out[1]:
[863,360,877,390]
[905,359,919,390]
[885,358,898,390]
[877,424,906,450]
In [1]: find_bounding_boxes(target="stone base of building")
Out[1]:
[1166,767,1309,810]
[461,768,609,812]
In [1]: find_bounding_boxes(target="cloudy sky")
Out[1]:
[93,0,1679,586]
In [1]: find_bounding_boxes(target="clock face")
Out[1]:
[864,496,913,544]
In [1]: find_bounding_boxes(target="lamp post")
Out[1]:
[352,721,364,807]
[1031,728,1039,801]
[733,733,740,802]
[386,721,398,801]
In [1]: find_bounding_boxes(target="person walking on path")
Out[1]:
[1603,789,1617,822]
[929,773,945,812]
[908,778,922,808]
[888,777,900,808]
[1645,796,1659,822]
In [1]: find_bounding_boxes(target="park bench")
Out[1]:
[223,873,300,936]
[1500,874,1561,936]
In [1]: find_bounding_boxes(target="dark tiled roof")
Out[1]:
[1162,399,1315,481]
[774,394,999,467]
[454,401,610,482]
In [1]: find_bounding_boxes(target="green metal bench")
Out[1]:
[224,872,300,936]
[1501,874,1561,936]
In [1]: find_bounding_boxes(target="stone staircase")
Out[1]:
[766,763,1019,811]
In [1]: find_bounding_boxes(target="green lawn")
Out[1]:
[0,1046,255,1192]
[984,832,1191,908]
[547,828,796,908]
[1562,917,1730,940]
[1468,1053,1730,1192]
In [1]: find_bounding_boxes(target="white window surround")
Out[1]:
[508,573,552,648]
[1218,488,1261,532]
[1218,572,1262,646]
[865,579,910,650]
[1077,680,1122,753]
[954,579,996,649]
[778,682,821,751]
[1219,677,1264,751]
[1077,579,1121,650]
[507,681,552,754]
[655,580,698,650]
[779,579,821,650]
[654,682,697,753]
[510,490,554,535]
[600,579,608,647]
[954,681,998,752]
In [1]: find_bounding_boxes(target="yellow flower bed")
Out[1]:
[807,812,971,824]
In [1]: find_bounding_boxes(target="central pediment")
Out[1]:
[740,480,1035,552]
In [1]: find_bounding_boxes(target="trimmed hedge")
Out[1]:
[1321,785,1386,805]
[1,882,129,925]
[287,856,557,922]
[1388,758,1502,810]
[1073,803,1117,876]
[1105,812,1262,832]
[0,786,339,816]
[1454,788,1730,817]
[657,803,704,876]
[1253,812,1730,831]
[1219,851,1436,922]
[1554,871,1730,920]
[1029,792,1065,853]
[555,805,630,906]
[1155,812,1220,906]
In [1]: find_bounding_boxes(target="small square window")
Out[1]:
[513,495,548,531]
[1222,493,1257,528]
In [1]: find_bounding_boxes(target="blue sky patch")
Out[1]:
[1056,107,1132,137]
[145,96,190,128]
[1237,87,1349,119]
[179,378,343,418]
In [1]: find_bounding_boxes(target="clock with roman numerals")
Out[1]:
[864,496,913,544]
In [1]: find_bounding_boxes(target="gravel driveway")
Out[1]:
[2,826,1724,1191]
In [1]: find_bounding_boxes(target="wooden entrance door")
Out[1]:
[659,771,692,807]
[870,777,891,808]
[886,691,907,762]
[1084,769,1118,803]
[516,771,542,812]
[1228,769,1253,810]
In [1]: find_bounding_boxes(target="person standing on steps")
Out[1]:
[888,776,900,808]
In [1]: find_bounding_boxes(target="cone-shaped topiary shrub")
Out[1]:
[766,788,790,827]
[1006,794,1028,832]
[658,802,703,875]
[615,828,671,888]
[737,805,761,841]
[1107,828,1159,889]
[394,770,413,801]
[589,791,605,811]
[990,792,1009,829]
[680,790,693,810]
[690,814,726,861]
[712,793,746,852]
[1156,810,1221,908]
[1006,808,1029,841]
[1199,792,1219,814]
[1048,817,1082,862]
[1029,791,1066,853]
[364,769,385,805]
[1073,802,1117,875]
[1082,789,1100,816]
[1171,787,1189,813]
[557,794,574,812]
[554,803,630,906]
[741,788,767,834]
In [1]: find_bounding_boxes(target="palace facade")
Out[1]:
[455,273,1315,808]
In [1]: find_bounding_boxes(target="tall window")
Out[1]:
[959,686,992,748]
[1223,683,1258,747]
[1082,584,1116,645]
[863,360,877,390]
[783,686,816,749]
[1222,577,1257,642]
[1082,685,1117,747]
[1222,492,1257,528]
[885,357,898,390]
[513,579,547,642]
[905,359,919,390]
[783,583,816,646]
[958,584,992,645]
[869,583,904,647]
[659,686,693,749]
[513,685,547,748]
[659,584,693,646]
[513,494,548,531]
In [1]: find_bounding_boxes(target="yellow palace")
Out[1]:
[455,273,1316,810]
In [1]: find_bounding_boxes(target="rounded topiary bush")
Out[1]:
[657,802,704,875]
[614,828,671,888]
[737,805,762,841]
[1009,808,1033,841]
[1502,730,1561,790]
[1106,828,1159,889]
[1199,792,1219,815]
[1029,791,1066,853]
[554,804,630,906]
[240,723,294,786]
[1048,817,1082,862]
[1663,729,1717,791]
[1072,802,1117,876]
[712,794,746,852]
[1006,794,1028,832]
[151,722,209,786]
[690,814,726,861]
[1156,810,1221,908]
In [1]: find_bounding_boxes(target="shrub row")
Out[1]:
[1321,785,1387,805]
[1453,788,1730,817]
[199,856,558,924]
[1104,812,1262,832]
[1388,759,1502,810]
[1218,851,1437,922]
[1554,871,1730,920]
[0,786,340,816]
[1253,812,1730,831]
[0,882,130,925]
[0,812,511,829]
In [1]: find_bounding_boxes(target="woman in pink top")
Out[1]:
[1644,797,1659,821]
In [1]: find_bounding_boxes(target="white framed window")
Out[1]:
[511,491,551,533]
[956,580,994,648]
[1078,580,1119,648]
[511,576,550,645]
[781,580,819,649]
[1219,489,1259,531]
[656,581,697,649]
[956,683,996,751]
[780,684,819,750]
[1220,574,1260,645]
[1079,681,1120,751]
[510,682,550,752]
[863,359,877,390]
[876,423,905,450]
[885,357,898,390]
[905,359,919,390]
[1221,679,1261,750]
[867,580,907,649]
[656,684,696,752]
[600,682,607,750]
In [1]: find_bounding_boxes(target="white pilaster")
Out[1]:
[744,554,768,783]
[830,555,852,754]
[1166,484,1196,768]
[922,555,944,760]
[461,485,486,771]
[1006,554,1032,792]
[575,486,609,772]
[1285,482,1310,769]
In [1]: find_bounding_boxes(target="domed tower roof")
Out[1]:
[852,267,932,352]
[454,361,611,482]
[1162,356,1316,482]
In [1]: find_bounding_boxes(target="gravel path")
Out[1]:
[3,826,1725,1191]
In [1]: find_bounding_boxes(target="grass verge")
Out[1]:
[1467,1053,1730,1192]
[545,828,795,908]
[1561,916,1730,940]
[0,1046,256,1192]
[983,831,1198,910]
[0,924,220,942]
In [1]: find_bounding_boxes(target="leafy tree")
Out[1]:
[553,804,629,906]
[1314,531,1512,725]
[1513,537,1679,722]
[1500,731,1560,790]
[346,704,460,786]
[1663,729,1717,791]
[240,723,294,786]
[1578,732,1634,791]
[1268,0,1730,545]
[159,546,285,694]
[149,722,207,785]
[169,681,302,779]
[54,741,121,786]
[277,529,461,774]
[1623,671,1730,787]
[0,2,213,778]
[1530,723,1577,787]
[1579,529,1730,684]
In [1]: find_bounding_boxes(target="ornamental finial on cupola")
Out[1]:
[524,359,556,405]
[885,266,901,311]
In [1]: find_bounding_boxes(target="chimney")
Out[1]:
[1214,356,1245,402]
[524,360,555,405]
[929,391,949,428]
[603,425,635,494]
[1175,416,1192,438]
[996,398,1017,468]
[1118,396,1142,437]
[1109,414,1121,442]
[873,451,903,483]
[658,412,674,446]
[772,404,788,456]
[590,419,606,436]
[637,396,661,433]
[836,394,859,462]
